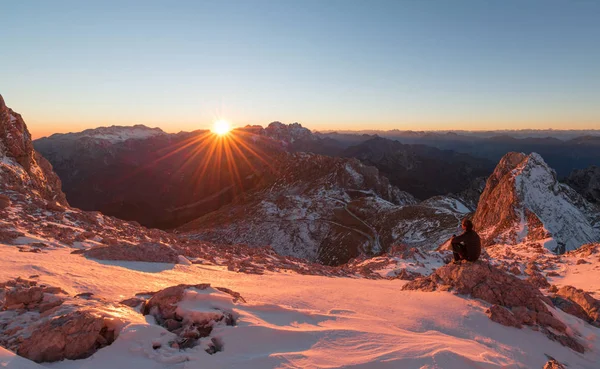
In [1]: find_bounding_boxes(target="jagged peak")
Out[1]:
[474,151,598,252]
[0,94,67,205]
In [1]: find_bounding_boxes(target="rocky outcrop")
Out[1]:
[0,278,117,363]
[0,94,67,205]
[473,152,599,252]
[551,285,600,327]
[138,284,242,352]
[542,358,566,369]
[565,165,600,204]
[402,262,585,353]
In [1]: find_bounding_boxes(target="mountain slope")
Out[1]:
[178,152,471,265]
[34,128,287,228]
[473,152,599,252]
[565,165,600,204]
[340,136,495,199]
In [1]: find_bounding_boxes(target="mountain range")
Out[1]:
[2,94,600,368]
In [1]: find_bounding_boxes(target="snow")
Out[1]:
[0,346,44,369]
[345,163,364,187]
[0,245,599,368]
[513,153,599,251]
[48,125,166,144]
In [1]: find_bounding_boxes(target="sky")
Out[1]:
[1,0,600,138]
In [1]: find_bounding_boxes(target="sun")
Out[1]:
[212,119,232,136]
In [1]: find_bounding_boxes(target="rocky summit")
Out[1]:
[473,152,599,252]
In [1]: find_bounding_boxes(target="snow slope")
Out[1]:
[0,246,599,369]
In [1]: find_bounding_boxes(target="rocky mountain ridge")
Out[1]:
[0,95,66,206]
[474,152,599,252]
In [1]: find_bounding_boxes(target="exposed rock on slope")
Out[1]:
[140,284,242,352]
[473,152,599,252]
[0,278,120,362]
[566,165,600,204]
[402,262,585,353]
[551,285,600,327]
[179,153,423,265]
[0,95,66,205]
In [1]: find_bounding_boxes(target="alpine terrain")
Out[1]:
[2,94,600,369]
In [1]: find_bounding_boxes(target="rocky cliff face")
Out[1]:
[0,95,66,205]
[473,152,599,253]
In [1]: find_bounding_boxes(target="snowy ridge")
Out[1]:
[46,125,166,143]
[514,153,598,251]
[474,152,599,252]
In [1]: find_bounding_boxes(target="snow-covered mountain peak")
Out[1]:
[51,124,167,143]
[264,121,314,143]
[474,152,599,252]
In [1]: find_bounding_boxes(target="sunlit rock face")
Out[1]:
[473,152,599,253]
[0,94,67,206]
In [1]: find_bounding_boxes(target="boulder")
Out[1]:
[138,284,242,352]
[17,311,112,362]
[0,278,116,362]
[486,305,522,328]
[553,285,600,327]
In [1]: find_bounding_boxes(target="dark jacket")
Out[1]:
[451,230,481,261]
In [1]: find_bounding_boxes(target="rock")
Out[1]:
[486,305,522,328]
[4,286,44,307]
[0,95,68,205]
[177,255,192,265]
[0,278,115,362]
[542,357,566,369]
[120,297,145,309]
[138,284,242,349]
[553,285,600,326]
[508,265,521,275]
[0,194,10,209]
[17,311,114,362]
[526,272,550,289]
[473,152,598,252]
[576,259,587,265]
[551,295,590,323]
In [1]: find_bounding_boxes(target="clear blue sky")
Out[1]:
[2,0,599,137]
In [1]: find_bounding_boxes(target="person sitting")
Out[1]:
[451,219,481,262]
